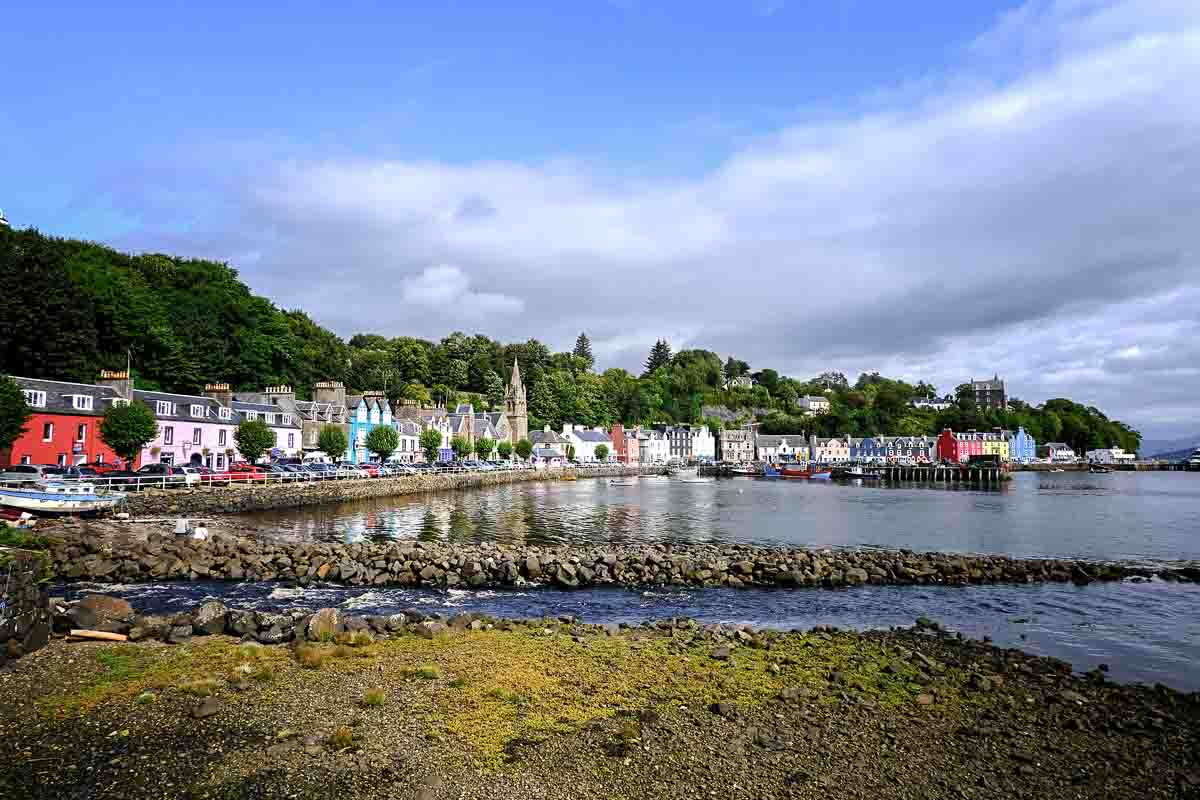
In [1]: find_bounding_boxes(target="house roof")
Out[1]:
[134,390,237,423]
[397,420,422,435]
[8,376,123,418]
[533,448,564,458]
[754,434,802,448]
[231,400,302,428]
[294,400,347,422]
[531,430,567,445]
[571,430,611,443]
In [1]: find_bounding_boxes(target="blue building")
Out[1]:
[1006,427,1037,464]
[347,393,393,464]
[854,435,936,463]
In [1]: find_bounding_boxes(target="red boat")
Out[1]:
[780,466,832,479]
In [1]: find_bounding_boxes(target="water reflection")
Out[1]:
[240,472,1200,562]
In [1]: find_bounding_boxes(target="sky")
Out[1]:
[2,0,1199,441]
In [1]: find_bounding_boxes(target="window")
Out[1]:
[58,454,67,467]
[193,428,202,445]
[71,395,94,411]
[218,407,231,420]
[244,411,258,421]
[155,400,174,416]
[216,454,225,469]
[288,433,295,448]
[20,456,31,465]
[77,424,87,441]
[190,404,204,418]
[218,430,227,446]
[163,426,174,445]
[265,413,276,425]
[282,414,293,425]
[42,422,53,441]
[112,398,129,407]
[22,389,46,407]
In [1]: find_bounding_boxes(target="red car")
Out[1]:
[359,463,382,478]
[207,463,268,484]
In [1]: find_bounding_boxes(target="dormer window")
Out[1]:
[218,407,231,420]
[244,411,258,421]
[281,414,293,425]
[22,390,47,408]
[112,398,130,407]
[71,395,94,411]
[190,404,205,418]
[265,413,276,425]
[155,400,175,416]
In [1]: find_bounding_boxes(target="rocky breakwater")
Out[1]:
[47,526,1198,589]
[0,547,52,665]
[120,466,647,517]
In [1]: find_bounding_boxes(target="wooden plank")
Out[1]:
[69,630,129,642]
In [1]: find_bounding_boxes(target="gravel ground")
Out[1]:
[1,622,1198,799]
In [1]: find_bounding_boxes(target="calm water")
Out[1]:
[85,472,1200,689]
[243,472,1200,563]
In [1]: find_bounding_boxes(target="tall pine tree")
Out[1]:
[572,332,594,371]
[643,339,672,376]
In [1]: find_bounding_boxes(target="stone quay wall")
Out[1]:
[120,466,650,517]
[0,549,52,666]
[47,528,1200,590]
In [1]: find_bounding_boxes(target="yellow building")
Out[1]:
[982,432,1010,460]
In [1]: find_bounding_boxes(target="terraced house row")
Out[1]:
[730,427,1038,465]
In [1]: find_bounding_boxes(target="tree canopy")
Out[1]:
[99,402,158,464]
[419,428,443,463]
[365,425,400,461]
[0,375,31,453]
[317,425,348,460]
[234,419,275,463]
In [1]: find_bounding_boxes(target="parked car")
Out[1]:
[217,463,268,484]
[135,463,197,487]
[280,464,312,480]
[303,463,336,480]
[336,464,369,479]
[0,464,59,483]
[263,464,301,481]
[359,463,382,478]
[41,465,103,479]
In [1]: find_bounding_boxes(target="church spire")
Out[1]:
[510,358,522,389]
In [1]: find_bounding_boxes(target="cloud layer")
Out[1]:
[106,0,1200,438]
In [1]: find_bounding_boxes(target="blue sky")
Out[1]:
[3,1,1200,440]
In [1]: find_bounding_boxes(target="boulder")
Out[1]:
[226,610,257,637]
[192,600,228,636]
[165,625,193,645]
[306,608,342,641]
[524,556,542,579]
[76,595,134,623]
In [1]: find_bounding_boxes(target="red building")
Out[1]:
[610,423,630,464]
[2,376,134,468]
[937,429,984,463]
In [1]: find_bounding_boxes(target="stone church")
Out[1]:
[503,359,529,444]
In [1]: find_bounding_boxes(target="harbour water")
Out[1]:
[74,471,1200,689]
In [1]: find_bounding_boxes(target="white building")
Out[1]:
[691,425,716,461]
[755,434,807,462]
[799,395,831,415]
[636,428,670,464]
[1044,442,1077,463]
[560,424,613,463]
[390,420,422,463]
[913,398,952,412]
[231,399,303,459]
[1086,447,1136,465]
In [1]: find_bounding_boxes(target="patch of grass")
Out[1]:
[334,631,374,647]
[295,644,329,669]
[328,726,355,749]
[332,645,358,659]
[412,664,441,680]
[178,677,220,696]
[134,691,156,705]
[484,686,521,703]
[449,675,469,688]
[360,688,387,707]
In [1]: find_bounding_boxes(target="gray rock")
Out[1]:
[306,608,342,641]
[524,556,542,579]
[166,625,193,645]
[257,625,288,645]
[711,646,732,660]
[192,697,221,719]
[192,600,228,636]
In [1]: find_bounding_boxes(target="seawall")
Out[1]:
[119,466,650,517]
[0,548,52,665]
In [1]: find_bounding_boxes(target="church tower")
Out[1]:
[504,359,528,443]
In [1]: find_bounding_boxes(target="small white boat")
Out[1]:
[0,481,127,514]
[609,479,639,486]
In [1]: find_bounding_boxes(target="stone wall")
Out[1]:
[0,549,51,666]
[121,466,651,517]
[48,529,1199,590]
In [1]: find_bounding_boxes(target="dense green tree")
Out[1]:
[514,438,533,460]
[496,440,513,460]
[643,339,672,376]
[419,428,444,462]
[474,436,495,460]
[234,419,275,463]
[392,338,432,385]
[317,425,348,460]
[566,444,576,461]
[724,357,749,381]
[0,375,32,453]
[399,383,432,407]
[753,368,780,396]
[484,370,505,409]
[594,443,609,462]
[365,425,400,462]
[450,435,471,460]
[572,333,594,371]
[99,402,158,465]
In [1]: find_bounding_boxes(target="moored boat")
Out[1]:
[1088,464,1113,474]
[0,481,127,515]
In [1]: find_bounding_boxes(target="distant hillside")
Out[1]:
[1148,447,1198,462]
[1143,434,1200,459]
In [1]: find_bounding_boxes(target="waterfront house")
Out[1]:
[560,425,612,463]
[981,430,1010,461]
[532,448,567,469]
[754,434,806,463]
[392,420,422,463]
[293,381,350,455]
[1086,447,1136,465]
[1042,442,1077,463]
[636,427,670,464]
[937,429,986,463]
[530,425,569,457]
[348,392,392,464]
[655,425,692,462]
[2,374,129,468]
[716,428,755,463]
[690,425,716,462]
[414,410,455,462]
[811,436,851,464]
[228,397,303,461]
[1006,427,1037,464]
[610,423,639,465]
[133,388,240,469]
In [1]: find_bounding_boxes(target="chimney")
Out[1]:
[562,423,571,436]
[265,385,295,406]
[204,382,233,407]
[313,380,346,408]
[97,369,133,399]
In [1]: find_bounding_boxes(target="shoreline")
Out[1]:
[41,517,1200,591]
[2,598,1198,799]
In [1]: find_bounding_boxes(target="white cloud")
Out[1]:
[107,0,1200,438]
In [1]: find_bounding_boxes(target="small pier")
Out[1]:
[871,464,1004,484]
